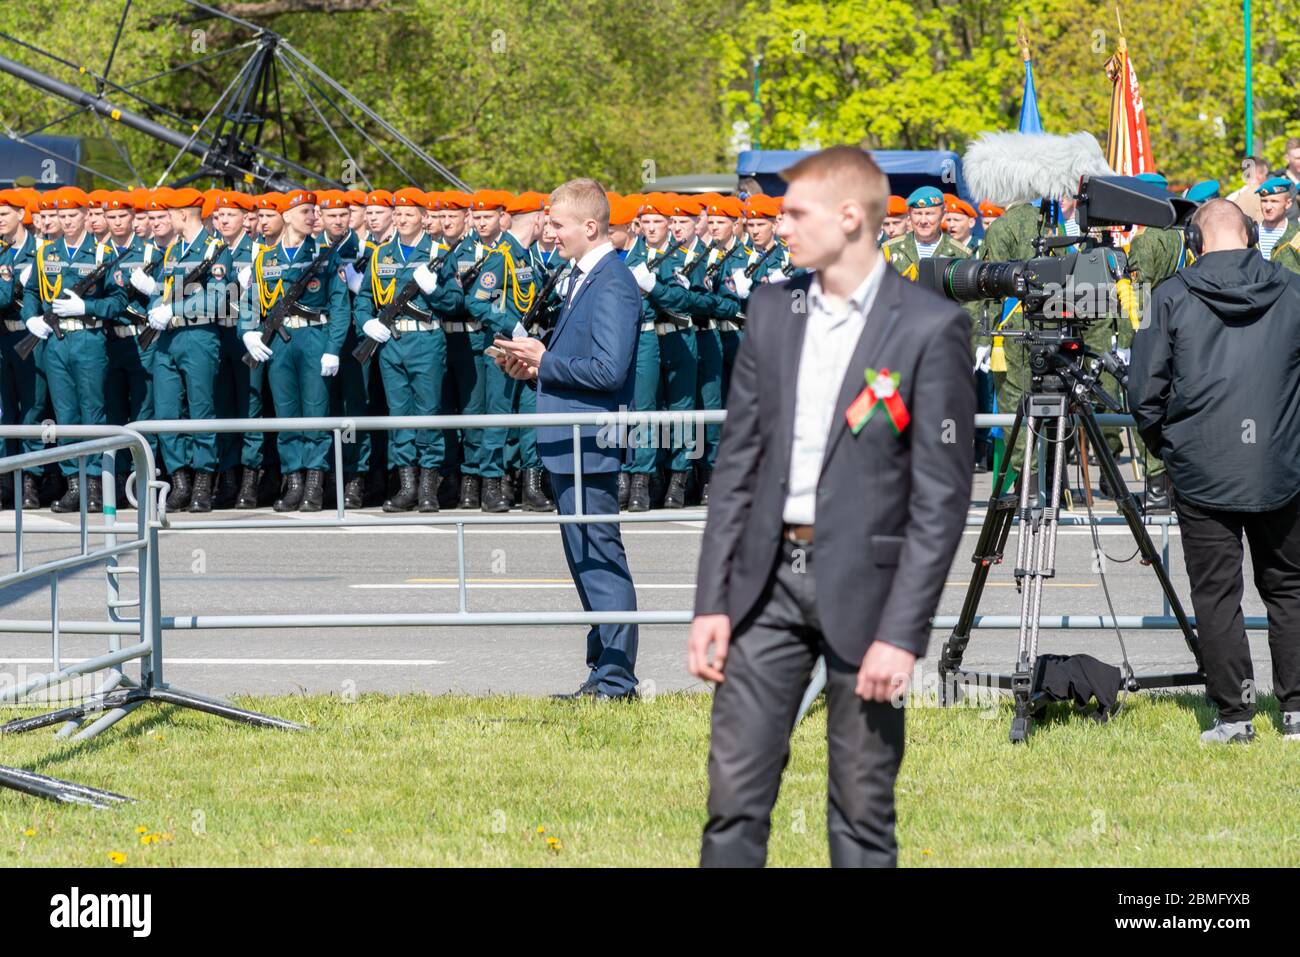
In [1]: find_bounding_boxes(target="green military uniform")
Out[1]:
[463,229,535,494]
[21,232,127,493]
[441,230,489,503]
[148,228,235,481]
[882,230,971,278]
[0,230,47,493]
[621,235,663,495]
[683,236,741,490]
[104,233,161,477]
[241,233,349,483]
[506,240,565,493]
[328,227,372,502]
[354,231,464,499]
[219,231,265,496]
[1268,221,1300,273]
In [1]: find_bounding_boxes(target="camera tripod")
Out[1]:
[938,338,1204,742]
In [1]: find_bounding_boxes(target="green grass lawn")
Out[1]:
[0,691,1296,867]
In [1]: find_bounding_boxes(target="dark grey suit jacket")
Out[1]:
[693,266,975,664]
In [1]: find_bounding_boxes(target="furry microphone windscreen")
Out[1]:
[963,131,1114,207]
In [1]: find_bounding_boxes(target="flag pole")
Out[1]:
[1245,0,1254,155]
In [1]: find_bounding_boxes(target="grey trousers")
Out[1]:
[700,538,905,867]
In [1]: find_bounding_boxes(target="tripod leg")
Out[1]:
[939,403,1025,705]
[1076,405,1202,671]
[1008,407,1045,742]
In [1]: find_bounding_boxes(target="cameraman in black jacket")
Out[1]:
[1128,199,1300,744]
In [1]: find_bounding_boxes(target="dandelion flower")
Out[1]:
[107,851,126,864]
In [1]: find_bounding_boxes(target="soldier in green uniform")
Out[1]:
[436,189,488,509]
[317,189,371,509]
[882,186,971,278]
[143,187,235,512]
[240,189,350,513]
[619,199,664,512]
[463,189,538,512]
[0,188,45,509]
[702,196,746,407]
[101,190,160,497]
[1258,177,1300,272]
[354,187,465,512]
[21,187,128,512]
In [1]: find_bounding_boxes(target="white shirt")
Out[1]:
[566,241,615,303]
[914,239,940,259]
[1259,222,1287,261]
[783,257,887,525]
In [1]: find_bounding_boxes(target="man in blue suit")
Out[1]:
[495,178,642,700]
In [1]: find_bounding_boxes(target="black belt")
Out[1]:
[400,302,432,321]
[288,301,321,319]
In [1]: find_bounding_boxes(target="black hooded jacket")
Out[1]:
[1128,248,1300,511]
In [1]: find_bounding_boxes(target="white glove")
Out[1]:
[24,316,52,339]
[974,344,992,373]
[1116,347,1131,365]
[18,264,31,287]
[631,261,655,293]
[362,318,391,343]
[344,263,364,295]
[412,262,438,295]
[147,303,173,331]
[51,292,87,317]
[242,331,272,363]
[129,269,158,296]
[320,353,340,377]
[237,266,252,289]
[730,268,753,299]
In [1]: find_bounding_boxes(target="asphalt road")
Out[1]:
[0,469,1274,703]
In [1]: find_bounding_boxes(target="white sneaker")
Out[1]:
[1199,719,1255,744]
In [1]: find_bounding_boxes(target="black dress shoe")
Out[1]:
[550,681,599,700]
[274,470,305,512]
[458,474,481,510]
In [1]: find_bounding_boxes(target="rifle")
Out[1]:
[519,262,569,336]
[242,247,335,369]
[456,244,496,290]
[352,248,452,364]
[701,242,729,286]
[742,242,781,279]
[15,244,133,361]
[137,243,225,350]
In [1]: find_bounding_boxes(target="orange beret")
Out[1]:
[944,195,977,218]
[667,194,704,217]
[216,191,255,212]
[705,196,743,219]
[316,189,348,210]
[344,189,368,206]
[101,191,132,211]
[364,189,393,208]
[885,195,908,217]
[392,187,426,208]
[506,191,546,214]
[608,195,637,227]
[283,189,317,211]
[0,189,25,210]
[128,188,152,211]
[438,190,471,210]
[167,187,205,209]
[470,189,508,211]
[87,189,112,208]
[255,192,287,213]
[978,201,1005,217]
[420,190,444,210]
[53,187,90,209]
[637,192,674,217]
[743,195,780,218]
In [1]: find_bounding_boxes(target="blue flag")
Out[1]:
[1018,57,1043,134]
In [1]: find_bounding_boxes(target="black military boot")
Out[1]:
[188,470,214,513]
[274,470,305,512]
[343,472,365,509]
[21,473,40,510]
[85,476,103,514]
[502,469,517,506]
[627,472,651,512]
[417,467,441,513]
[697,467,712,506]
[1144,472,1173,514]
[39,469,62,506]
[301,469,325,512]
[383,466,418,512]
[0,472,12,510]
[165,467,192,511]
[521,468,555,512]
[617,471,630,510]
[458,474,481,509]
[212,469,239,509]
[480,476,511,513]
[663,470,690,509]
[51,476,81,513]
[236,467,261,509]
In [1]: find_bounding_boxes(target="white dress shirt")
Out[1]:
[565,240,615,305]
[782,257,887,525]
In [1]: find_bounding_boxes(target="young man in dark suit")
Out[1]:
[688,147,976,866]
[495,179,642,700]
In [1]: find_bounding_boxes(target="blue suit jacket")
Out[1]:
[535,247,640,474]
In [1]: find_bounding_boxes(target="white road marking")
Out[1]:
[0,657,447,666]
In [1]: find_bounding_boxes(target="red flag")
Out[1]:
[1105,34,1155,176]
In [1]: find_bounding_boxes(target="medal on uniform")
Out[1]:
[846,367,909,435]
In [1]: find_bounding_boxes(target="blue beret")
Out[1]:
[1184,179,1221,202]
[1257,176,1294,196]
[1135,172,1168,189]
[906,186,943,209]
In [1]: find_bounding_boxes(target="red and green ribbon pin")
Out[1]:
[846,367,910,435]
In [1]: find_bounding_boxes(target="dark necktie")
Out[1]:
[566,265,584,309]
